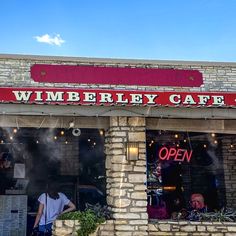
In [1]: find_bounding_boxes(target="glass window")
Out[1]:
[146,130,227,220]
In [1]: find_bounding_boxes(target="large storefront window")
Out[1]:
[146,130,228,220]
[0,127,106,234]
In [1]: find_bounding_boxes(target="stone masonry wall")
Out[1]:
[148,220,236,236]
[222,139,236,208]
[1,55,236,92]
[104,117,147,236]
[53,220,115,236]
[52,219,236,236]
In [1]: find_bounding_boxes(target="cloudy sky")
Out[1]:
[1,0,236,62]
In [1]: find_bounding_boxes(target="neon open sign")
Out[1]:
[158,147,193,163]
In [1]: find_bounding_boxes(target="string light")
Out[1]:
[203,144,207,148]
[211,133,216,137]
[174,134,179,138]
[10,136,13,140]
[214,140,218,144]
[99,130,104,136]
[13,128,17,134]
[60,130,65,136]
[230,144,234,148]
[65,140,68,144]
[36,140,39,144]
[54,136,57,140]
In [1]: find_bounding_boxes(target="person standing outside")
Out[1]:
[33,181,76,235]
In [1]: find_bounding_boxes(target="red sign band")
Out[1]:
[0,87,235,107]
[31,64,203,87]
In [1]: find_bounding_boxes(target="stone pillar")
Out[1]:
[222,139,236,208]
[105,117,148,236]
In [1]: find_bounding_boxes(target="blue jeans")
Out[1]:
[39,223,52,235]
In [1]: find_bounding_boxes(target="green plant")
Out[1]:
[199,208,236,222]
[85,203,112,220]
[58,209,105,236]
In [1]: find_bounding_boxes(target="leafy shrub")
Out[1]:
[58,209,106,236]
[85,203,112,220]
[199,208,236,222]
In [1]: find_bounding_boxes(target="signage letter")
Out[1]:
[35,91,43,101]
[116,93,128,104]
[12,91,33,102]
[183,95,197,105]
[45,92,64,101]
[67,92,80,102]
[83,92,96,102]
[145,94,158,105]
[130,94,143,104]
[159,147,168,160]
[99,93,113,103]
[183,150,193,162]
[212,95,225,105]
[169,94,181,104]
[198,95,210,105]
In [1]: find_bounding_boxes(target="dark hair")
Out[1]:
[46,181,60,200]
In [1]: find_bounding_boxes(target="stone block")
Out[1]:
[131,192,147,200]
[128,174,146,183]
[128,117,145,126]
[63,220,74,227]
[118,117,128,126]
[227,226,236,232]
[180,225,196,232]
[132,232,148,236]
[113,198,131,207]
[128,132,145,142]
[113,213,140,219]
[115,225,135,231]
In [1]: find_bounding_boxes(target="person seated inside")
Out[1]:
[147,192,169,220]
[190,193,207,212]
[188,193,207,221]
[170,195,188,220]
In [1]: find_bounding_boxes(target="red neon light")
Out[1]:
[159,146,193,162]
[31,64,203,87]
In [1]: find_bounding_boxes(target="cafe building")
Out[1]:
[1,54,236,236]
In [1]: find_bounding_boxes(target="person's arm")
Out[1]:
[33,203,44,228]
[61,201,76,215]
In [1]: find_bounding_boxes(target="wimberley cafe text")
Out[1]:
[1,55,236,236]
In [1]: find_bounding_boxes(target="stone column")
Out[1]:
[222,139,236,208]
[105,117,148,236]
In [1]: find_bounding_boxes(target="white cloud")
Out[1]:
[34,34,65,46]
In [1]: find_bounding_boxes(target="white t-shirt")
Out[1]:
[38,192,70,225]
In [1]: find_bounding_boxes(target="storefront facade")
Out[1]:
[1,54,236,236]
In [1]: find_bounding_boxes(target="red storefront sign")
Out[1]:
[31,64,203,87]
[0,87,236,107]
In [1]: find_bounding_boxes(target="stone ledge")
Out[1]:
[148,221,236,235]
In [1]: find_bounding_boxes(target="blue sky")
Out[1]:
[1,0,236,62]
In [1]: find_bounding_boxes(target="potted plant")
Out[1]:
[57,204,112,236]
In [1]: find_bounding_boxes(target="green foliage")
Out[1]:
[58,209,106,236]
[199,208,236,222]
[85,203,112,220]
